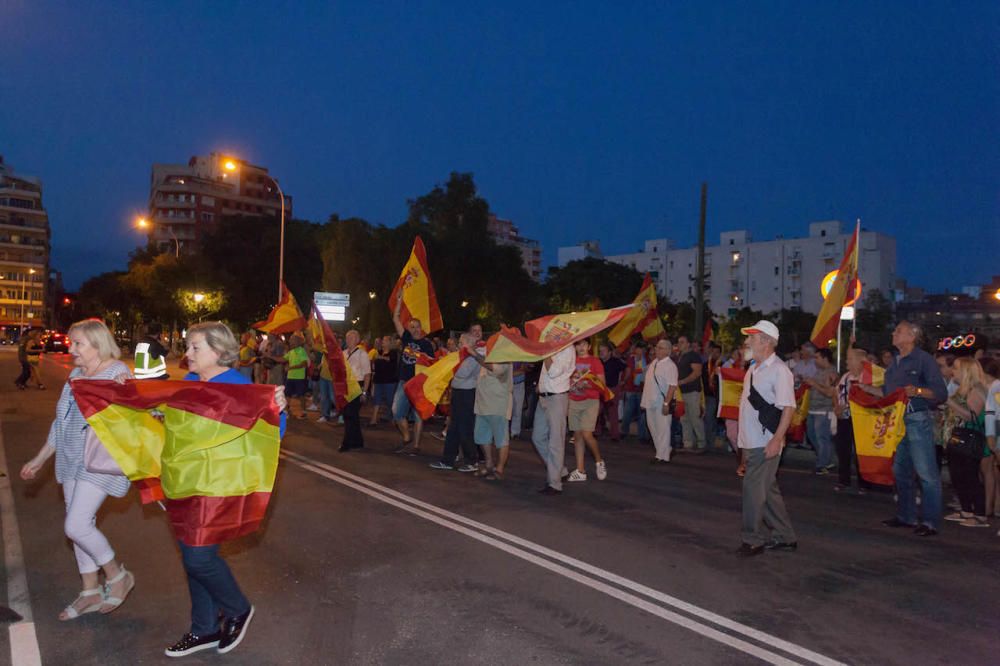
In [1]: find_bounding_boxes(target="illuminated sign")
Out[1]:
[820,270,862,307]
[937,334,977,351]
[314,291,350,322]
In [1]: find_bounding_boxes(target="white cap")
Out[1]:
[740,320,780,341]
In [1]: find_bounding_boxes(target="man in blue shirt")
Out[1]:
[882,321,949,536]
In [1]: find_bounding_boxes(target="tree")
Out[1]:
[855,288,894,352]
[715,307,765,351]
[545,258,643,313]
[768,308,818,354]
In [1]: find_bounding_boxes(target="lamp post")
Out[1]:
[223,159,285,302]
[19,268,36,334]
[136,216,179,257]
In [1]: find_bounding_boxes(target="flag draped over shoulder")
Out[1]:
[607,275,664,352]
[253,282,307,334]
[485,306,632,363]
[388,236,444,334]
[717,367,746,420]
[72,379,281,546]
[861,361,885,388]
[788,386,810,442]
[810,222,860,348]
[849,387,908,485]
[309,304,361,410]
[404,349,468,420]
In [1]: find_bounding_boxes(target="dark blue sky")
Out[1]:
[2,2,997,292]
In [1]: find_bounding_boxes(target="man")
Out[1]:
[642,339,678,464]
[134,323,169,380]
[736,320,797,557]
[14,330,35,390]
[532,342,576,495]
[703,342,722,450]
[430,333,480,472]
[676,335,707,453]
[882,321,948,536]
[510,362,527,439]
[391,297,435,453]
[283,334,309,419]
[472,348,513,479]
[792,343,818,387]
[339,329,372,452]
[597,342,626,441]
[621,343,649,440]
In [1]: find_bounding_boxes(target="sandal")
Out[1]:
[59,587,105,621]
[474,467,490,478]
[99,565,135,614]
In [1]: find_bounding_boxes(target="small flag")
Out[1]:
[788,386,810,443]
[849,386,908,485]
[810,222,860,348]
[860,361,885,387]
[388,236,444,334]
[253,282,307,334]
[310,304,362,410]
[607,274,665,352]
[404,350,468,420]
[702,319,714,348]
[578,371,614,402]
[485,306,633,363]
[717,366,746,420]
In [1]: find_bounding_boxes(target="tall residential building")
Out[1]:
[558,221,896,316]
[0,156,50,336]
[146,153,292,254]
[487,213,543,281]
[556,240,602,268]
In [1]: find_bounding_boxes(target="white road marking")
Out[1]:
[0,417,43,666]
[280,449,844,666]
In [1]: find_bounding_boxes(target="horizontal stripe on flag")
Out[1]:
[166,492,271,546]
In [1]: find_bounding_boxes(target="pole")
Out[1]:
[837,319,842,372]
[694,182,707,340]
[18,271,26,334]
[270,177,286,302]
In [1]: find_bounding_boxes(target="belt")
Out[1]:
[539,391,567,398]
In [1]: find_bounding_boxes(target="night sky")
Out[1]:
[2,2,997,292]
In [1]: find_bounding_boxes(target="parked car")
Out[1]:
[42,331,68,353]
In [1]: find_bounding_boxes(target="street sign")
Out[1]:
[840,305,855,320]
[314,291,350,322]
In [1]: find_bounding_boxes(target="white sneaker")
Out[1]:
[306,404,319,412]
[567,470,587,482]
[595,461,607,481]
[316,416,328,423]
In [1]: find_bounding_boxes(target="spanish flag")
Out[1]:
[810,222,860,349]
[607,274,664,352]
[253,282,307,334]
[849,387,908,485]
[860,361,885,388]
[578,372,614,402]
[72,379,281,546]
[788,386,810,443]
[403,349,468,420]
[309,304,362,410]
[388,236,444,334]
[485,306,632,363]
[717,366,746,420]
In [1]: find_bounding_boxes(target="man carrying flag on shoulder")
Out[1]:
[533,340,576,496]
[392,296,435,454]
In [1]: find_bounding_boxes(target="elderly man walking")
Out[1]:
[736,320,797,557]
[339,329,372,452]
[532,343,576,495]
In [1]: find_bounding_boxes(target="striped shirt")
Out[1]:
[46,361,133,498]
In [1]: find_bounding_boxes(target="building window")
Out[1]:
[729,239,734,245]
[821,229,826,237]
[774,266,779,276]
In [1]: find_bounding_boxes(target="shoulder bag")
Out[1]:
[83,426,124,475]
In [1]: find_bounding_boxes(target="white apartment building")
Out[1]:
[558,221,896,316]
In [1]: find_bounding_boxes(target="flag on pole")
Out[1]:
[607,274,664,351]
[788,386,810,442]
[388,236,444,334]
[309,304,362,410]
[810,222,860,348]
[702,319,714,348]
[485,306,633,363]
[403,349,468,420]
[717,366,746,420]
[860,360,886,387]
[72,379,282,546]
[252,282,307,334]
[849,387,908,485]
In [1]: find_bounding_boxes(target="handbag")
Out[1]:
[947,426,986,460]
[83,426,124,475]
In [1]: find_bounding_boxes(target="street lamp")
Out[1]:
[223,158,285,302]
[135,215,179,258]
[19,268,36,334]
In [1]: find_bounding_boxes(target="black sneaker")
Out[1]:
[882,517,917,528]
[538,485,562,495]
[165,632,221,657]
[764,540,798,552]
[217,605,254,654]
[736,543,765,557]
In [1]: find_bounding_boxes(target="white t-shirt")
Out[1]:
[985,378,1000,440]
[538,346,576,394]
[738,352,795,449]
[345,346,371,382]
[641,357,678,410]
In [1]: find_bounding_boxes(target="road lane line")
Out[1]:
[280,450,843,666]
[0,417,43,666]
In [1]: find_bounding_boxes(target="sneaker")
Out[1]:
[944,511,971,522]
[813,468,829,476]
[566,470,587,482]
[913,524,938,537]
[595,461,607,481]
[306,404,319,412]
[430,431,446,441]
[165,632,221,657]
[429,461,454,470]
[959,517,990,528]
[539,485,562,495]
[457,464,478,473]
[217,605,254,654]
[316,416,328,423]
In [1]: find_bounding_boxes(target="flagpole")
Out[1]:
[851,218,860,343]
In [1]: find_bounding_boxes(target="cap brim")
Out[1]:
[740,327,761,335]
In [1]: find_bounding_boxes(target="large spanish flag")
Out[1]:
[485,306,632,363]
[403,349,468,420]
[810,222,860,349]
[607,274,664,352]
[253,282,307,334]
[72,379,281,546]
[788,386,810,443]
[309,304,362,410]
[717,366,746,420]
[849,386,908,485]
[860,360,885,387]
[388,236,444,334]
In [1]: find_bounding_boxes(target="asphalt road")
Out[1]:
[0,349,997,665]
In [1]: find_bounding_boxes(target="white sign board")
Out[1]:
[315,291,350,322]
[840,305,855,321]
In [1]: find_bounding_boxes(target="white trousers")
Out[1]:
[62,478,115,574]
[646,409,673,461]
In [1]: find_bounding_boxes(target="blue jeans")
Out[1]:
[892,410,942,529]
[807,413,834,469]
[621,392,648,440]
[318,378,334,418]
[179,541,251,636]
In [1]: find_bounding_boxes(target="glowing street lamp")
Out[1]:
[19,268,36,333]
[193,292,205,304]
[368,291,376,300]
[135,215,179,257]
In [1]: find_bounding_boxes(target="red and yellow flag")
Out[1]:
[485,306,632,363]
[403,349,468,420]
[578,371,614,402]
[810,222,860,348]
[788,386,810,442]
[860,360,885,388]
[717,366,746,420]
[607,275,664,352]
[849,387,908,485]
[388,236,444,334]
[309,304,362,410]
[72,379,282,546]
[252,282,307,334]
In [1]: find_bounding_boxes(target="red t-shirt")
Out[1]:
[569,356,604,401]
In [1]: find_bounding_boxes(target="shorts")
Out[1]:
[474,414,509,447]
[374,383,396,408]
[285,378,308,397]
[392,381,419,422]
[568,399,600,432]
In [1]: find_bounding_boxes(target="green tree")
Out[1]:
[545,258,643,313]
[855,288,894,351]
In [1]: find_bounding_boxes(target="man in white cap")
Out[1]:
[736,320,797,557]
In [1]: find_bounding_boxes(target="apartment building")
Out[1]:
[487,213,543,280]
[0,156,50,337]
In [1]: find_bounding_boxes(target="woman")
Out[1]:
[642,339,678,464]
[944,356,989,528]
[565,338,608,481]
[805,349,837,475]
[833,348,880,493]
[237,332,257,382]
[980,357,1000,522]
[26,329,46,389]
[165,321,287,657]
[20,319,135,620]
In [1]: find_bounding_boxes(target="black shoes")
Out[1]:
[882,517,917,528]
[164,632,221,658]
[538,485,562,495]
[218,605,255,654]
[736,543,765,557]
[913,525,938,537]
[764,541,798,552]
